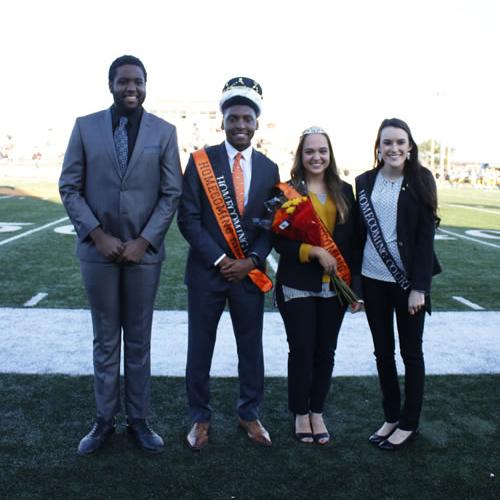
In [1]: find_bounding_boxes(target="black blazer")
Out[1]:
[355,167,441,296]
[178,142,280,291]
[274,181,361,295]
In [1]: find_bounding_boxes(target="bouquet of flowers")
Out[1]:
[266,185,359,306]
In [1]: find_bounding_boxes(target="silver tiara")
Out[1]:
[301,126,327,137]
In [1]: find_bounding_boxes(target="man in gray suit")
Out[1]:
[59,55,182,455]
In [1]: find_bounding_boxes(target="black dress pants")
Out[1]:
[362,276,426,431]
[277,285,346,415]
[186,284,265,423]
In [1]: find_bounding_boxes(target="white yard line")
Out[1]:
[452,296,485,311]
[1,309,499,375]
[444,203,500,216]
[266,253,278,273]
[0,217,68,247]
[438,228,500,249]
[0,195,14,200]
[0,222,34,225]
[23,293,48,307]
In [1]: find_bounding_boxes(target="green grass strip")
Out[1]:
[1,374,499,499]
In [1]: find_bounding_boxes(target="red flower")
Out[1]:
[271,195,359,306]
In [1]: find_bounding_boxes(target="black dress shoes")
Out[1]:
[77,419,116,456]
[127,419,165,454]
[378,429,419,450]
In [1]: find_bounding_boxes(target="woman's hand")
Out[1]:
[310,247,337,274]
[408,290,425,315]
[349,301,364,314]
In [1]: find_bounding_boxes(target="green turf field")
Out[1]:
[0,183,499,310]
[0,374,498,500]
[1,181,499,498]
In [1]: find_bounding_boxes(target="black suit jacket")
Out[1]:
[178,142,280,291]
[274,181,362,295]
[355,167,441,296]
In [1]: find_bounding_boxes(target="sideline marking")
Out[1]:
[54,224,76,235]
[438,228,500,249]
[445,203,500,216]
[0,217,69,247]
[23,293,48,307]
[465,229,500,240]
[267,253,278,274]
[452,296,484,311]
[0,195,14,200]
[0,222,34,233]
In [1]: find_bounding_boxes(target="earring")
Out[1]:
[377,152,382,162]
[406,151,411,160]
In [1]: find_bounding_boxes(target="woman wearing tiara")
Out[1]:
[273,126,362,444]
[356,118,441,450]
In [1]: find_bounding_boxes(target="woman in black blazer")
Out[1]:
[355,118,441,450]
[274,126,361,444]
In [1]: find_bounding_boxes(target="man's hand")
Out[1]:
[408,290,425,315]
[90,227,124,259]
[117,237,150,263]
[219,256,255,283]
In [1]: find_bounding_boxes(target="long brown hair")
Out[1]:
[290,131,349,223]
[373,118,440,226]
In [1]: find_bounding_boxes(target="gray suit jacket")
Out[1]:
[59,107,182,263]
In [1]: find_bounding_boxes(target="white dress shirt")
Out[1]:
[214,141,254,266]
[224,140,253,205]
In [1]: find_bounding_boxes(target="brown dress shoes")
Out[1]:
[238,418,272,447]
[187,422,210,451]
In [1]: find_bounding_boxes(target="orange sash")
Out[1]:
[275,182,351,285]
[193,149,273,293]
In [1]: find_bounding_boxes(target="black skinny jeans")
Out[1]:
[277,285,346,415]
[362,276,426,431]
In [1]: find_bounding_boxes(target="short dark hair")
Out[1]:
[108,55,147,83]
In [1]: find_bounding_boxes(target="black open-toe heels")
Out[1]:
[295,431,314,443]
[294,415,313,444]
[313,431,330,445]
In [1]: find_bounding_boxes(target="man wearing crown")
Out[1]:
[178,77,280,450]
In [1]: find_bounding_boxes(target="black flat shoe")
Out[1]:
[378,429,419,451]
[368,427,397,444]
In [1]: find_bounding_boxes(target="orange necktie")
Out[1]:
[232,152,245,215]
